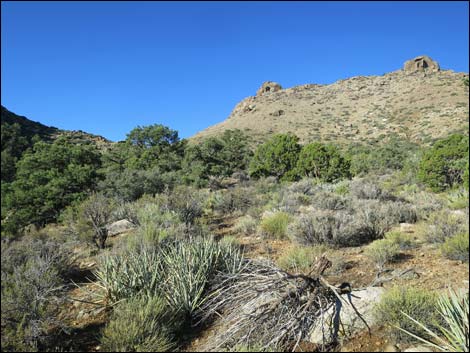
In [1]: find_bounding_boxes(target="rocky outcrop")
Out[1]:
[256,81,283,96]
[403,55,440,73]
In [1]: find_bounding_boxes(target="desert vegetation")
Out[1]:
[1,111,469,352]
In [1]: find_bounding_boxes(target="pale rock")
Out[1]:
[309,286,385,345]
[106,219,136,237]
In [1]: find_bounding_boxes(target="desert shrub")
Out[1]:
[233,215,258,235]
[164,185,207,227]
[374,286,439,343]
[210,187,253,216]
[310,190,349,210]
[286,178,317,196]
[267,188,310,214]
[404,190,444,218]
[365,238,400,268]
[277,245,329,272]
[287,210,368,247]
[418,134,469,192]
[440,233,469,262]
[424,210,468,243]
[157,237,244,317]
[134,202,183,245]
[259,212,291,239]
[353,199,417,239]
[1,238,73,351]
[101,295,181,352]
[445,188,469,210]
[290,199,416,247]
[349,179,395,201]
[384,231,415,250]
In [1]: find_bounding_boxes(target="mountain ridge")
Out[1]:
[192,56,469,146]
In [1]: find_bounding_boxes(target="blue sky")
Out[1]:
[1,1,469,142]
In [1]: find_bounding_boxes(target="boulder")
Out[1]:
[309,286,385,345]
[256,81,282,96]
[403,56,440,73]
[106,219,136,236]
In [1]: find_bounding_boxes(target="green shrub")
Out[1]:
[211,187,253,216]
[260,212,291,239]
[440,233,469,262]
[249,133,301,180]
[1,237,73,351]
[418,134,469,192]
[101,295,180,352]
[397,288,469,352]
[374,286,439,343]
[384,231,415,250]
[365,238,400,268]
[296,142,351,182]
[233,215,258,235]
[277,245,329,272]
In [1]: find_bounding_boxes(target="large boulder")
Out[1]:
[106,219,136,236]
[309,286,385,345]
[256,81,283,96]
[403,55,440,73]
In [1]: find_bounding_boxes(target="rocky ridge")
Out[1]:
[192,56,469,145]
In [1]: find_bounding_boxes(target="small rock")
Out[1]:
[403,345,433,352]
[383,343,398,352]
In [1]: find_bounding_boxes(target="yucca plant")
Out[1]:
[158,237,244,317]
[94,245,162,303]
[397,288,469,352]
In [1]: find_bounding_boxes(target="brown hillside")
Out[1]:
[192,56,469,145]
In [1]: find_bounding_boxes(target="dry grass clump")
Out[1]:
[277,245,330,272]
[101,295,181,352]
[259,212,291,239]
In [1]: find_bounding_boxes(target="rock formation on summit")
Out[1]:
[192,56,468,146]
[256,81,283,96]
[403,55,440,73]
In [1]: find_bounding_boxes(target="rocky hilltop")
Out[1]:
[193,56,469,145]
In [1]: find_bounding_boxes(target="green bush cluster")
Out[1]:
[1,237,73,351]
[374,286,439,343]
[259,212,291,239]
[101,295,181,352]
[418,134,469,192]
[440,232,469,262]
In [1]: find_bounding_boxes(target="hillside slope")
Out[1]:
[193,56,469,145]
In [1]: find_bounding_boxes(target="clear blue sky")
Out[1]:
[2,1,469,142]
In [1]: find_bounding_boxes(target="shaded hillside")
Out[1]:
[192,56,469,146]
[1,106,111,182]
